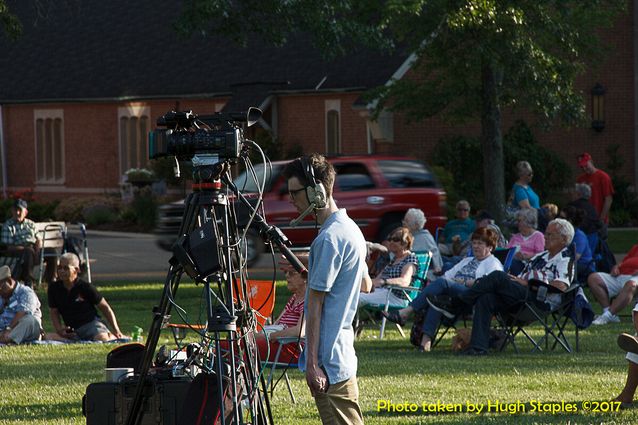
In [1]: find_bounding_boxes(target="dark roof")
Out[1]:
[0,1,409,104]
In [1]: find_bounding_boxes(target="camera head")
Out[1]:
[148,107,262,161]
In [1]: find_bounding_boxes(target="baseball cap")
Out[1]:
[0,265,11,282]
[13,199,27,210]
[577,153,592,168]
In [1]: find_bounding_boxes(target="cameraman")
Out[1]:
[282,154,366,425]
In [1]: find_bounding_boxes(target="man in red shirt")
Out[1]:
[588,244,638,325]
[576,152,614,224]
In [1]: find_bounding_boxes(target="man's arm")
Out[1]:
[360,271,372,293]
[96,299,123,338]
[304,288,327,396]
[600,195,613,222]
[49,307,75,338]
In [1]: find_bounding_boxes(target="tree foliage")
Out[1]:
[0,0,22,40]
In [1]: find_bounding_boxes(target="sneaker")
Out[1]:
[426,295,458,319]
[618,333,638,354]
[592,311,621,325]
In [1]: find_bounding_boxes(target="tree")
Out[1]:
[175,0,626,220]
[0,1,22,40]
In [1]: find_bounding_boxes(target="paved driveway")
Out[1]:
[86,230,283,282]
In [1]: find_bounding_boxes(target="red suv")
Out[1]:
[156,156,447,264]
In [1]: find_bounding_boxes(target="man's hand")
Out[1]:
[508,274,528,286]
[306,364,328,396]
[57,326,76,339]
[611,265,621,277]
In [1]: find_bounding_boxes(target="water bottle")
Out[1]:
[131,326,143,342]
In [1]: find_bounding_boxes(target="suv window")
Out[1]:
[334,163,376,192]
[377,160,438,188]
[234,163,283,193]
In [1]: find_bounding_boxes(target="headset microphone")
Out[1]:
[290,202,316,227]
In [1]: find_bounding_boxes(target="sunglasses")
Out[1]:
[457,208,469,212]
[387,237,403,243]
[57,265,74,271]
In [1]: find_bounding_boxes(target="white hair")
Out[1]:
[404,208,426,230]
[549,218,574,245]
[574,183,592,200]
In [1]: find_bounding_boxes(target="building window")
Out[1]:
[325,100,341,155]
[34,110,64,184]
[118,106,150,176]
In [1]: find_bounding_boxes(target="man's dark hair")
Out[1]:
[282,154,336,198]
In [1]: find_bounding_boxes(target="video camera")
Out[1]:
[148,107,262,160]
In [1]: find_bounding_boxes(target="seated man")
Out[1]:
[587,244,638,325]
[1,199,41,286]
[0,265,43,344]
[429,218,574,355]
[47,253,124,341]
[438,200,476,257]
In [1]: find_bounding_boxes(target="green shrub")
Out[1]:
[83,204,119,226]
[606,144,638,226]
[127,188,157,230]
[54,196,121,222]
[432,120,572,213]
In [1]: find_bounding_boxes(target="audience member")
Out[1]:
[438,200,475,257]
[542,203,559,221]
[560,206,594,283]
[0,265,42,344]
[614,303,638,408]
[474,210,507,248]
[359,227,418,308]
[382,228,502,352]
[577,152,614,225]
[568,183,603,236]
[511,161,540,210]
[506,208,545,275]
[588,244,638,325]
[1,199,41,286]
[402,208,442,274]
[47,253,124,341]
[429,219,574,355]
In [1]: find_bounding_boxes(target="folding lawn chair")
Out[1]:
[263,336,304,403]
[496,251,581,353]
[361,250,432,339]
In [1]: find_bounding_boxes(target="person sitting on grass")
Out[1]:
[382,228,502,352]
[613,301,638,409]
[0,265,42,344]
[588,244,638,326]
[428,219,574,356]
[47,253,124,341]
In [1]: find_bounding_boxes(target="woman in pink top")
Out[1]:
[507,208,545,274]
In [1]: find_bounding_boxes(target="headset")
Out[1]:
[290,156,327,227]
[301,156,327,209]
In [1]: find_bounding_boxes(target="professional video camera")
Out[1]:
[148,107,262,161]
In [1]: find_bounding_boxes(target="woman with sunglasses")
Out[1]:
[383,227,502,352]
[358,227,418,308]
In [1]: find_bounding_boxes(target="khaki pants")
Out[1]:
[314,376,364,425]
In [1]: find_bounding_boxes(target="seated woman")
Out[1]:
[403,208,442,275]
[359,226,418,308]
[254,269,306,364]
[560,205,594,283]
[382,228,502,352]
[507,208,545,275]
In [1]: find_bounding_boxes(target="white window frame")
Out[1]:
[118,105,151,179]
[34,109,65,184]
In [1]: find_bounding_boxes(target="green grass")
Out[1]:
[1,281,638,424]
[607,227,638,254]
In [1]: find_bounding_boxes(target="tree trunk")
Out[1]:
[480,63,505,223]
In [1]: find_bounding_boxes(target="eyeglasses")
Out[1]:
[288,187,305,198]
[57,265,73,271]
[387,237,403,243]
[457,208,469,212]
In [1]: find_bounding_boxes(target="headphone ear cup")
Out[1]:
[313,182,327,208]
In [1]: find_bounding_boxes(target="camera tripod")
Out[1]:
[125,157,303,425]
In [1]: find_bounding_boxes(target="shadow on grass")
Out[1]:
[1,401,81,421]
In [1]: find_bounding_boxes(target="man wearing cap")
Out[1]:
[1,199,41,285]
[0,265,43,344]
[577,153,614,224]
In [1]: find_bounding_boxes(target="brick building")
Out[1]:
[0,1,636,200]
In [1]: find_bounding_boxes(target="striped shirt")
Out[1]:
[276,294,304,328]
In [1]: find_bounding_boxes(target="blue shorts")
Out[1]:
[75,319,110,340]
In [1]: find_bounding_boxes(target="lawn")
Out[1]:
[1,280,638,425]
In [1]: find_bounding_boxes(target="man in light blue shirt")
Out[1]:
[283,154,366,425]
[0,265,42,344]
